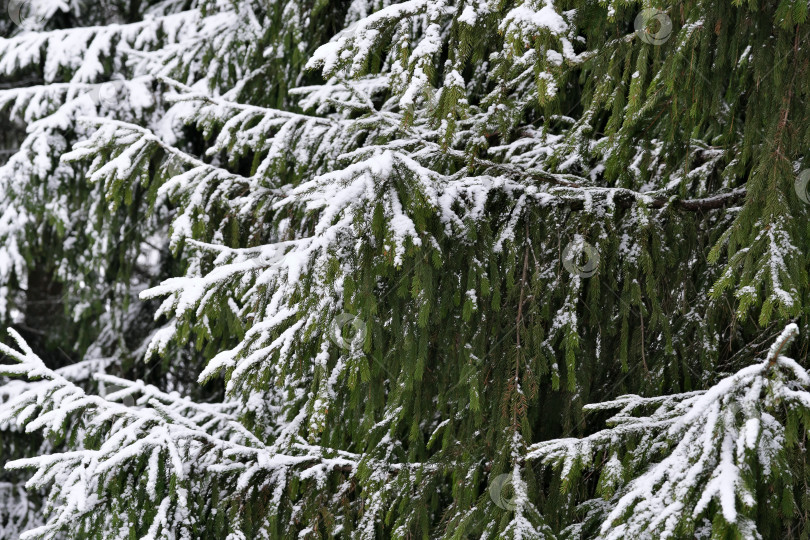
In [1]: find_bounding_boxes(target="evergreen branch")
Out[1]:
[158,76,335,126]
[529,324,807,538]
[1,0,808,536]
[69,117,273,192]
[671,188,748,211]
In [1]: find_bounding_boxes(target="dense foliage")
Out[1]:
[0,0,809,538]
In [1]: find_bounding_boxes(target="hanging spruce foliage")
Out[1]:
[0,0,809,538]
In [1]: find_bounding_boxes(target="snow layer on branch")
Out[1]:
[529,324,804,539]
[501,1,568,36]
[0,329,380,538]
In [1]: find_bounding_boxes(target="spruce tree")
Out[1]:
[0,0,809,538]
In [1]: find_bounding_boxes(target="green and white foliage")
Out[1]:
[0,0,809,538]
[530,323,808,539]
